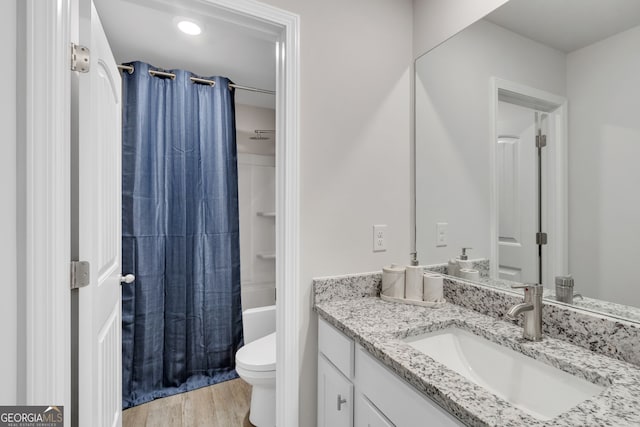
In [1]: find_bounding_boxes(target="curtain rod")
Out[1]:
[117,64,275,95]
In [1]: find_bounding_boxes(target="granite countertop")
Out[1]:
[424,262,640,324]
[315,296,640,426]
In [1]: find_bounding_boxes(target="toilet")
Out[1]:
[235,305,276,427]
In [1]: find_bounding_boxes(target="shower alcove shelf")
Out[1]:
[257,253,276,260]
[257,211,276,218]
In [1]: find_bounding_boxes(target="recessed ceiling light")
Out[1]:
[177,19,202,36]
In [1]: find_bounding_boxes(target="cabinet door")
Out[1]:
[355,393,394,427]
[318,353,353,427]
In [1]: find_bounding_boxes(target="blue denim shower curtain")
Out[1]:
[121,61,243,409]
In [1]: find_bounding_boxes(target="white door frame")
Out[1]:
[206,2,301,426]
[20,0,300,425]
[489,78,568,287]
[17,0,72,418]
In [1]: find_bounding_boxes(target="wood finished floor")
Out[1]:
[123,378,255,427]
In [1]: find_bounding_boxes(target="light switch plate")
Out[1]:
[436,222,448,247]
[373,224,387,252]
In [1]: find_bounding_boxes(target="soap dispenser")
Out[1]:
[452,247,475,278]
[458,247,472,261]
[448,248,473,277]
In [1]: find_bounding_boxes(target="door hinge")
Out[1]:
[536,134,547,148]
[70,261,90,289]
[536,232,548,245]
[70,43,90,73]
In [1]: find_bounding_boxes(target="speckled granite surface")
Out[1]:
[554,293,640,324]
[425,258,490,278]
[468,276,640,324]
[423,263,448,275]
[315,297,640,426]
[313,271,381,305]
[425,262,640,324]
[313,272,640,426]
[316,270,640,367]
[444,277,640,367]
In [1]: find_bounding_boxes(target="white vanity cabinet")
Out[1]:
[355,393,394,427]
[318,318,465,427]
[355,344,465,427]
[318,318,355,427]
[318,353,353,427]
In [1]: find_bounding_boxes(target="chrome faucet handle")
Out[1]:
[511,283,543,291]
[508,283,544,341]
[511,283,541,289]
[511,283,544,298]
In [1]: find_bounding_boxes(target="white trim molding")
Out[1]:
[182,2,301,424]
[18,0,72,419]
[274,20,301,427]
[25,1,299,426]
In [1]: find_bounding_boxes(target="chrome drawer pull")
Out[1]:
[337,394,347,411]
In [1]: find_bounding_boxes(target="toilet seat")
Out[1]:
[236,331,276,372]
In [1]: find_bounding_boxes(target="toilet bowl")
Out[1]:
[235,305,276,427]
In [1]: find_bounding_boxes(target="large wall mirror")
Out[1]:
[415,0,640,322]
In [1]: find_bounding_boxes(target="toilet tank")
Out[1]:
[243,305,276,344]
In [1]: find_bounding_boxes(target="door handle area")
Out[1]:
[120,274,135,284]
[337,394,347,411]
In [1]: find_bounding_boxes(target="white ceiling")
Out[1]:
[94,0,278,109]
[485,0,640,53]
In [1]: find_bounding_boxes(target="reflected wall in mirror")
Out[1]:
[415,0,640,321]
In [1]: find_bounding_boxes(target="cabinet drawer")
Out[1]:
[319,318,354,379]
[356,344,464,427]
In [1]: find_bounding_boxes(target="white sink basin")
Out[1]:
[403,327,604,420]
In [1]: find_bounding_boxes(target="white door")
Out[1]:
[75,2,123,426]
[497,101,537,283]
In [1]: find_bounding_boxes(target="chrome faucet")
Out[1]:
[506,283,544,341]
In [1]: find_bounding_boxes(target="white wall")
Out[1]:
[567,25,640,307]
[0,0,17,405]
[251,0,414,425]
[236,105,277,310]
[415,20,566,265]
[412,0,508,58]
[236,104,276,156]
[238,153,276,310]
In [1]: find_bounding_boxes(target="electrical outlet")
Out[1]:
[436,222,448,247]
[373,224,387,252]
